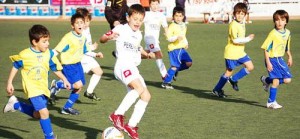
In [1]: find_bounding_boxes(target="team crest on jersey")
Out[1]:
[149,44,154,49]
[123,70,132,78]
[37,55,43,63]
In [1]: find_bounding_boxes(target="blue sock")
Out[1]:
[232,68,249,81]
[265,77,273,84]
[56,80,65,89]
[40,118,54,139]
[268,87,277,103]
[15,102,34,117]
[178,62,189,71]
[163,68,176,83]
[213,75,229,91]
[279,78,284,84]
[63,92,79,109]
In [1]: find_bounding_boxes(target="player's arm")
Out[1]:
[232,34,255,44]
[166,24,182,42]
[6,67,18,96]
[263,50,273,72]
[286,36,292,67]
[140,46,155,59]
[99,30,119,43]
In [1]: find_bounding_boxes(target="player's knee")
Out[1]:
[186,62,192,67]
[135,87,145,95]
[246,65,254,72]
[284,78,292,84]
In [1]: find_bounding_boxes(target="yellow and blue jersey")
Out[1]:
[224,20,247,60]
[54,31,88,65]
[167,22,188,51]
[261,28,291,58]
[9,48,62,98]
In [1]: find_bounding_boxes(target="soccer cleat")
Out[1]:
[124,124,139,139]
[3,95,18,113]
[109,113,125,130]
[84,91,101,101]
[173,71,178,81]
[161,83,174,89]
[212,90,227,98]
[61,107,80,115]
[112,50,116,58]
[229,77,239,91]
[260,76,270,92]
[267,101,283,109]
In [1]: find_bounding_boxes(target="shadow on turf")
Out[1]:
[145,80,265,108]
[0,125,28,139]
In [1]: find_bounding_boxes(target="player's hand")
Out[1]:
[177,35,184,41]
[248,34,255,41]
[64,80,71,90]
[288,57,293,67]
[96,52,104,58]
[266,63,273,72]
[6,83,14,96]
[147,52,155,59]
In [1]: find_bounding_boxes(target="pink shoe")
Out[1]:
[109,113,125,130]
[124,124,139,139]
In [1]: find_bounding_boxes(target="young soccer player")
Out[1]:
[4,24,71,139]
[161,6,192,89]
[100,4,154,139]
[50,13,97,115]
[260,10,292,109]
[50,8,104,101]
[143,0,168,79]
[211,2,255,98]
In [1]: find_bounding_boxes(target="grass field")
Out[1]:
[0,19,300,139]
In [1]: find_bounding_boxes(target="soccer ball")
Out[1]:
[102,127,124,139]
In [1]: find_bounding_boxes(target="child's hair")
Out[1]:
[233,2,248,15]
[172,6,185,17]
[273,10,289,24]
[128,4,145,17]
[29,24,50,45]
[150,0,160,4]
[76,7,92,21]
[71,13,85,25]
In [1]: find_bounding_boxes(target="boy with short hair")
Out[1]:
[51,13,94,115]
[50,8,104,101]
[260,10,292,109]
[143,0,168,80]
[212,2,255,98]
[4,24,71,139]
[100,4,154,139]
[161,6,193,89]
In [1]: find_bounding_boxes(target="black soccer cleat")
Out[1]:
[229,77,239,91]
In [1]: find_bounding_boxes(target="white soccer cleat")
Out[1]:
[260,76,270,92]
[3,95,18,113]
[267,101,283,109]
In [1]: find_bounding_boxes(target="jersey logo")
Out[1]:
[149,44,154,49]
[123,70,132,78]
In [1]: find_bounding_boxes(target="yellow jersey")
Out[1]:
[10,48,62,98]
[167,22,188,51]
[261,28,291,58]
[224,20,247,60]
[55,31,88,64]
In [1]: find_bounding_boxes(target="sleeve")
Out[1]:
[161,14,168,28]
[261,33,273,51]
[54,35,69,53]
[49,49,63,71]
[83,39,89,54]
[9,54,23,69]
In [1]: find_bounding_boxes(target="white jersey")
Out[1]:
[113,24,143,67]
[82,27,95,51]
[143,11,168,42]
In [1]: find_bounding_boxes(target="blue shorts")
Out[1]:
[62,62,86,85]
[168,48,192,68]
[267,57,292,79]
[29,95,47,111]
[225,55,251,70]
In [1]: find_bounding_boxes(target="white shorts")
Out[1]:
[81,55,100,73]
[114,63,146,87]
[144,36,161,52]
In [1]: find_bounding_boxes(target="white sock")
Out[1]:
[87,74,101,94]
[128,99,148,127]
[115,90,139,115]
[156,59,167,77]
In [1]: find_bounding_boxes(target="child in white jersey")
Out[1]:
[100,4,154,139]
[143,0,168,79]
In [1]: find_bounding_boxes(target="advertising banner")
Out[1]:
[51,0,104,6]
[0,0,49,5]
